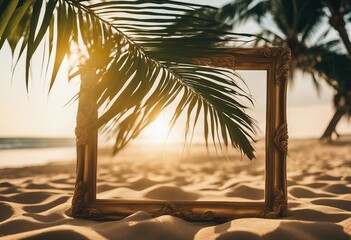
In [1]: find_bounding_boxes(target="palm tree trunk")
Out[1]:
[332,18,351,56]
[320,107,346,141]
[326,1,351,57]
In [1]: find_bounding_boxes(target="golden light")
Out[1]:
[141,114,172,145]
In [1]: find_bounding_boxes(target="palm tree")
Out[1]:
[217,0,351,141]
[315,50,351,140]
[0,1,257,159]
[319,0,351,140]
[324,0,351,56]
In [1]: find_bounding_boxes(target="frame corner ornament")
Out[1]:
[70,181,103,219]
[274,123,289,155]
[153,202,216,222]
[256,189,287,218]
[71,181,86,215]
[255,47,291,85]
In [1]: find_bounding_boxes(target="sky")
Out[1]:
[0,45,79,137]
[0,0,350,141]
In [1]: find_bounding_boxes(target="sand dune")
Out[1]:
[0,139,350,239]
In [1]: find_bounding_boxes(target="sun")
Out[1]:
[141,115,171,144]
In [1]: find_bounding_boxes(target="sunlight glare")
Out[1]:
[138,114,181,145]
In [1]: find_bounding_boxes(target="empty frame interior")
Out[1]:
[96,70,267,203]
[70,47,290,221]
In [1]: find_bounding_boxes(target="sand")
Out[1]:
[0,138,350,240]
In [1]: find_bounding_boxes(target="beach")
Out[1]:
[0,138,350,239]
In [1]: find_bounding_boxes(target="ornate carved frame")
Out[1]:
[69,47,290,222]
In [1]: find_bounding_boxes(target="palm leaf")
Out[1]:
[0,0,258,159]
[218,0,270,26]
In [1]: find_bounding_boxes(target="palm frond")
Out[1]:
[217,0,270,26]
[312,47,351,115]
[88,1,257,158]
[0,0,258,159]
[312,47,351,91]
[298,1,325,43]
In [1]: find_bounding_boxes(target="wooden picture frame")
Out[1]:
[69,47,290,221]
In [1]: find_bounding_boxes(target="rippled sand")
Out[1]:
[0,139,350,239]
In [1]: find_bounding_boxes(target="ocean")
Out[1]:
[0,138,76,168]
